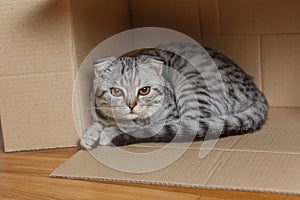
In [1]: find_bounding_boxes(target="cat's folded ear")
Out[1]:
[140,56,164,75]
[93,57,116,77]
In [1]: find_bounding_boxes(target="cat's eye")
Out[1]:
[110,87,123,97]
[138,86,151,96]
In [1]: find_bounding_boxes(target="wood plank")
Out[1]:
[0,174,199,200]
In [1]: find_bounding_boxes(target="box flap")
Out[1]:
[51,108,300,194]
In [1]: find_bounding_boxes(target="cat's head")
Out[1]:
[93,56,166,122]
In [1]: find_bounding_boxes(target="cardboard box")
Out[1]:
[0,0,130,151]
[1,0,299,194]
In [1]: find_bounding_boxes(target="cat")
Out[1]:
[80,43,268,149]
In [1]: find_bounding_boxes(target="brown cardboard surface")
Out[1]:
[207,151,300,194]
[0,0,78,152]
[0,0,74,77]
[219,0,300,34]
[51,148,225,186]
[131,0,201,42]
[198,0,220,35]
[0,72,77,152]
[261,34,300,107]
[51,108,300,194]
[70,0,131,67]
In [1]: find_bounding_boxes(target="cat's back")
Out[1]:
[137,43,265,115]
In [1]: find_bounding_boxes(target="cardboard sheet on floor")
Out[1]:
[50,108,300,194]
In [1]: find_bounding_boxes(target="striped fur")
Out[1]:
[80,43,268,149]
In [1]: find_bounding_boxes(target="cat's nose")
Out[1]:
[127,96,137,110]
[128,104,136,110]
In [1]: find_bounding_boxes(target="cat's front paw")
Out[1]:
[80,127,101,150]
[99,126,119,146]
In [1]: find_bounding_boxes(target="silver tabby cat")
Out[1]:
[80,43,268,149]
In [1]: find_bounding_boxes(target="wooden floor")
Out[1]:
[0,135,299,200]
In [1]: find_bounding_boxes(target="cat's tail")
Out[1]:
[203,93,268,139]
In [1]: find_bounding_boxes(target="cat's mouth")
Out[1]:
[125,112,139,119]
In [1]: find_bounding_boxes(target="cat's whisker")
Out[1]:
[86,106,124,110]
[87,104,161,109]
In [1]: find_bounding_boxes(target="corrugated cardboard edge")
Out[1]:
[49,175,299,195]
